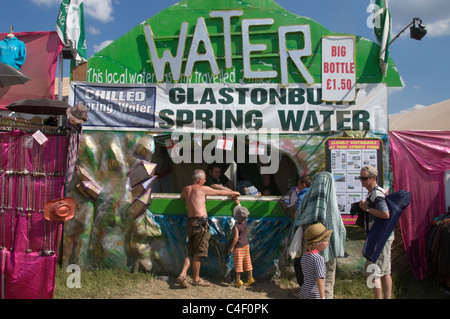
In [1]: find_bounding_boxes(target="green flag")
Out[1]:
[56,0,87,62]
[373,0,391,75]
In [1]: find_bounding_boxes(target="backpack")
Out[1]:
[362,190,412,263]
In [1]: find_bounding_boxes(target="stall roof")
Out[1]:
[389,99,450,131]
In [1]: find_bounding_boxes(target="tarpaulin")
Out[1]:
[0,32,63,109]
[389,131,450,280]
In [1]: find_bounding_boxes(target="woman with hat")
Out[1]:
[299,223,332,299]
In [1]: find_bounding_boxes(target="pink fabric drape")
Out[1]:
[0,131,67,298]
[0,31,63,108]
[389,131,450,280]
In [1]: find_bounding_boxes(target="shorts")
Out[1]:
[233,244,253,273]
[187,217,210,258]
[365,232,394,277]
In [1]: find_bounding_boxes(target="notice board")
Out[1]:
[325,138,383,224]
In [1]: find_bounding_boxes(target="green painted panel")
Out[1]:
[87,0,402,87]
[149,197,286,217]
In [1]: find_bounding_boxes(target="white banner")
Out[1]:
[321,36,356,102]
[70,82,388,134]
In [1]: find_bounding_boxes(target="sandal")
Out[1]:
[192,278,211,287]
[244,278,255,286]
[177,275,188,288]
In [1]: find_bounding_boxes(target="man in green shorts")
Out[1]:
[177,169,240,287]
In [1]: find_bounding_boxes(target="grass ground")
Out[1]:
[53,266,450,299]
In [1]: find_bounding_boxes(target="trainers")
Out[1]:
[244,278,255,286]
[234,280,244,288]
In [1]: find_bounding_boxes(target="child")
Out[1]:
[228,200,255,287]
[299,223,332,299]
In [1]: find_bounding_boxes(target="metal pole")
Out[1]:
[388,18,418,47]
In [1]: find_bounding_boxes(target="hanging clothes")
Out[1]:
[427,215,450,288]
[0,36,27,70]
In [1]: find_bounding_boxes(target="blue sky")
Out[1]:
[1,0,449,115]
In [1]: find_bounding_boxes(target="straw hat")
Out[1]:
[233,205,250,224]
[304,223,333,244]
[44,197,75,222]
[66,102,89,124]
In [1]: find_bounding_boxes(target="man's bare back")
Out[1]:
[181,170,240,218]
[182,184,209,218]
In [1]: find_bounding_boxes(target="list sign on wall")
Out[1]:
[321,36,356,102]
[325,138,383,224]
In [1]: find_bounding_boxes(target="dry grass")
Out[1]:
[53,267,450,299]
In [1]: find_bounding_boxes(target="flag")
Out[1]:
[373,0,391,75]
[165,137,181,159]
[56,0,87,62]
[248,140,265,155]
[216,136,234,151]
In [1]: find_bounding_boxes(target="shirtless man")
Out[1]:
[177,169,240,287]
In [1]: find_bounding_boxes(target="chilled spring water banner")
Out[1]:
[70,82,389,134]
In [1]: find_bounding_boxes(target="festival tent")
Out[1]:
[389,101,450,280]
[389,99,450,131]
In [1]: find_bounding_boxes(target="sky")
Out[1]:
[1,0,449,115]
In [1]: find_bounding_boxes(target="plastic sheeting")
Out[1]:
[389,131,450,280]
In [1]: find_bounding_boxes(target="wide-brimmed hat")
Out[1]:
[66,102,89,124]
[304,223,333,244]
[44,197,75,222]
[233,205,250,224]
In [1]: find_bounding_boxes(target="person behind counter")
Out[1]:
[280,175,312,219]
[205,163,235,191]
[261,174,281,195]
[177,169,240,288]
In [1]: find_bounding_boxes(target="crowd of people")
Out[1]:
[176,164,394,299]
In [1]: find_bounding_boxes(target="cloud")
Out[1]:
[31,0,114,23]
[84,0,114,23]
[87,26,100,35]
[30,0,59,6]
[388,0,450,38]
[425,18,450,37]
[93,40,113,53]
[391,103,426,115]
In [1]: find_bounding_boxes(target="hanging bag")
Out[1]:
[289,226,303,259]
[362,190,412,262]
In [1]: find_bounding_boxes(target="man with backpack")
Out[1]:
[359,165,393,299]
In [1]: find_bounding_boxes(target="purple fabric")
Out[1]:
[0,131,66,298]
[389,131,450,280]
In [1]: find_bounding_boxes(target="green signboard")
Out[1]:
[87,0,401,88]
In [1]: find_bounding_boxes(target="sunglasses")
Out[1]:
[358,176,370,181]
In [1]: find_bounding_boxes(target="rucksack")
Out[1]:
[362,190,412,263]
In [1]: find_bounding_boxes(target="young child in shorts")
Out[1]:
[228,200,255,288]
[299,223,333,299]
